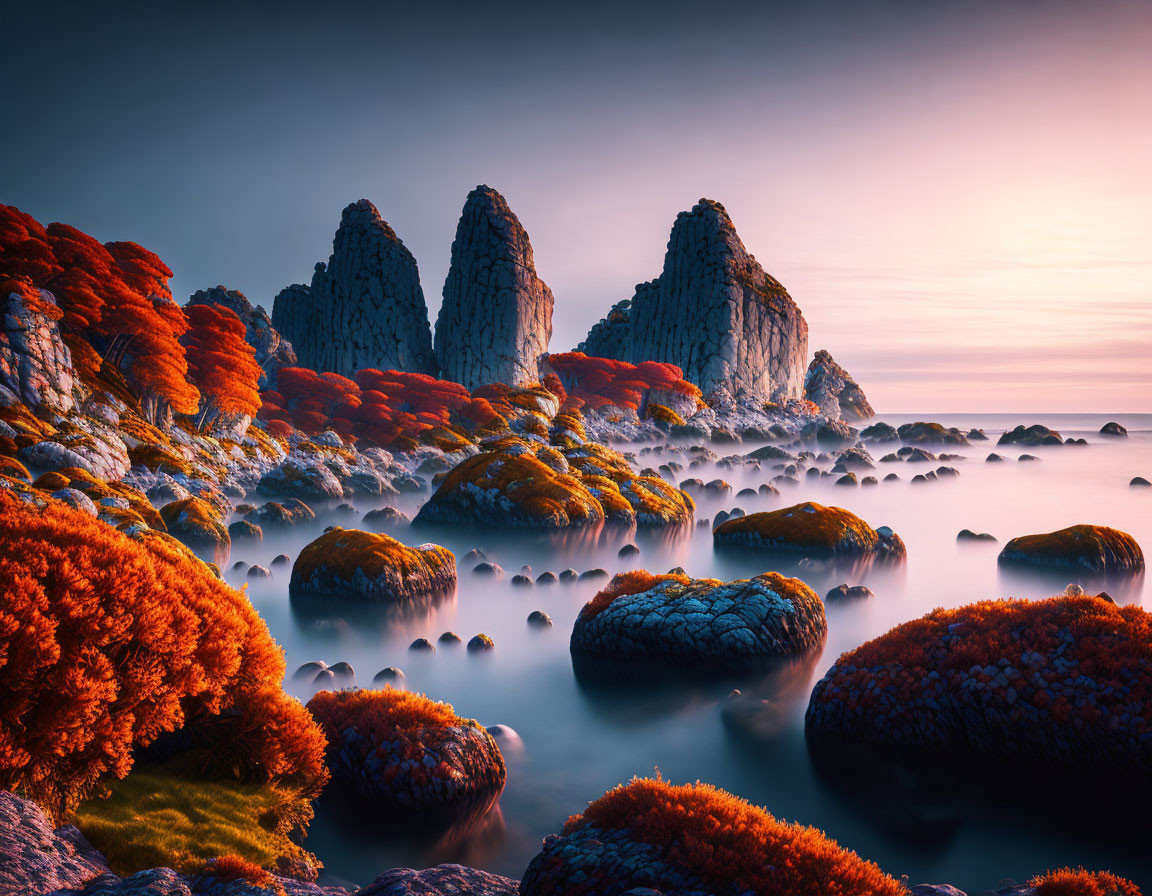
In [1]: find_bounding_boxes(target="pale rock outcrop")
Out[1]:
[0,288,75,413]
[435,186,554,388]
[272,200,437,377]
[579,199,808,403]
[804,349,874,421]
[187,285,296,388]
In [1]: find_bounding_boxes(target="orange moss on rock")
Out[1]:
[1031,867,1140,896]
[159,497,230,563]
[0,490,327,821]
[581,570,695,620]
[525,778,905,896]
[714,502,904,561]
[999,525,1144,574]
[128,442,194,477]
[290,527,456,603]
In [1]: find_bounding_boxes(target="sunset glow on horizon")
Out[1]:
[3,0,1149,411]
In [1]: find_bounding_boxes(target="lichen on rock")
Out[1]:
[713,501,906,562]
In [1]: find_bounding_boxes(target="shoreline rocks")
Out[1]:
[803,349,874,422]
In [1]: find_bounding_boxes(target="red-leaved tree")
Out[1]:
[182,304,263,432]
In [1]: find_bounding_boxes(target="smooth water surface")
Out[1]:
[228,414,1152,891]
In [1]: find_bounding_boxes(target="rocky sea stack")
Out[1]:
[803,349,874,422]
[521,778,905,896]
[570,570,827,673]
[806,595,1152,774]
[435,186,554,389]
[713,501,906,563]
[306,688,506,819]
[289,527,457,604]
[998,525,1144,575]
[579,199,809,403]
[272,199,437,377]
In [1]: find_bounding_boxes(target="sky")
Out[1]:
[2,0,1150,412]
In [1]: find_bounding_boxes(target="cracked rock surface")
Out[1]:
[804,349,874,422]
[435,186,554,389]
[272,200,436,378]
[580,199,808,403]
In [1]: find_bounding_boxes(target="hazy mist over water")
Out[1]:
[3,0,1150,411]
[228,414,1152,891]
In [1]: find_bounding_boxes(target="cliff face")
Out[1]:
[434,186,554,389]
[0,288,75,413]
[580,199,808,403]
[188,286,296,389]
[271,200,437,378]
[804,349,874,422]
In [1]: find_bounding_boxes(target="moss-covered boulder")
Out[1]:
[806,595,1152,772]
[306,688,505,819]
[997,424,1062,446]
[413,437,692,529]
[159,497,230,564]
[290,528,456,604]
[897,422,969,445]
[998,525,1144,574]
[713,502,906,562]
[520,778,905,896]
[570,570,826,673]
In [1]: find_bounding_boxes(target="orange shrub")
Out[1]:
[547,352,701,413]
[202,855,283,894]
[561,778,905,896]
[580,570,693,620]
[0,491,327,821]
[1032,867,1141,896]
[307,687,464,742]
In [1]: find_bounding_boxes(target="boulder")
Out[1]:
[0,287,75,413]
[998,525,1144,574]
[860,422,899,442]
[271,199,437,377]
[803,349,873,421]
[806,595,1152,774]
[1099,421,1127,437]
[246,499,315,529]
[159,497,230,565]
[434,186,554,388]
[355,865,518,896]
[570,570,826,673]
[714,501,906,562]
[579,199,808,403]
[521,778,906,896]
[289,527,456,604]
[306,689,505,818]
[187,286,296,389]
[257,459,343,500]
[897,422,968,445]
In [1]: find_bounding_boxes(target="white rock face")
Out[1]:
[435,186,554,389]
[804,349,874,421]
[271,199,437,377]
[0,288,75,413]
[580,199,808,403]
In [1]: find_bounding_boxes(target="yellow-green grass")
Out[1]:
[73,766,314,876]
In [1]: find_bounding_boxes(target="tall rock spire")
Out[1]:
[272,199,436,377]
[580,199,808,403]
[434,186,554,389]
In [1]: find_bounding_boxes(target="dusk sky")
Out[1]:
[3,0,1149,412]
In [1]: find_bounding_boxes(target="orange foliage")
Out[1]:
[266,367,362,439]
[183,303,263,429]
[353,369,471,448]
[202,855,283,894]
[547,352,701,413]
[307,688,465,744]
[580,570,693,620]
[0,491,327,821]
[565,778,905,896]
[1032,868,1141,896]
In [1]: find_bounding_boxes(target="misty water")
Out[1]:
[227,414,1151,892]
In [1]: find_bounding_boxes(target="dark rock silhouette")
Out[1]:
[435,186,554,388]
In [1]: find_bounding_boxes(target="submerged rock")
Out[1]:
[435,186,554,388]
[897,422,968,445]
[271,199,437,377]
[579,199,808,403]
[1100,421,1127,437]
[306,688,505,819]
[357,865,518,896]
[998,424,1063,446]
[803,349,874,421]
[998,525,1144,574]
[289,527,457,603]
[570,570,826,673]
[713,502,906,563]
[806,595,1152,774]
[825,583,874,602]
[957,529,997,543]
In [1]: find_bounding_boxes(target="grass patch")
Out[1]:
[73,766,315,876]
